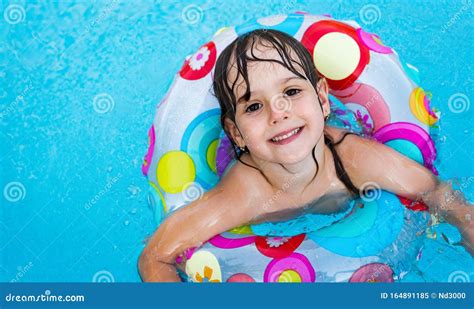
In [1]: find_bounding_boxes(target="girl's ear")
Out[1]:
[317,78,331,118]
[224,117,245,148]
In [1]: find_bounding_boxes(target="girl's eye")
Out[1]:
[285,88,301,97]
[245,103,262,113]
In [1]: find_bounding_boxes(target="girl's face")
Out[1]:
[225,46,330,165]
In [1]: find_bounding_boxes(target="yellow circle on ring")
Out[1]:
[157,151,196,194]
[206,139,218,174]
[278,270,302,282]
[409,87,438,126]
[313,32,360,81]
[229,225,254,235]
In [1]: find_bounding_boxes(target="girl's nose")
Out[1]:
[270,112,289,125]
[270,96,291,125]
[269,95,291,125]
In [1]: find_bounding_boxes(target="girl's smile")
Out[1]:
[268,125,304,145]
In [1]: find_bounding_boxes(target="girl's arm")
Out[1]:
[344,135,474,255]
[138,165,263,282]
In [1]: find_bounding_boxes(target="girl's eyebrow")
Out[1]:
[237,76,305,104]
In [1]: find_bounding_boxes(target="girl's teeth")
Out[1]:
[271,127,300,142]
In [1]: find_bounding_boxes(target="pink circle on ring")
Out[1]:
[357,29,392,54]
[373,122,437,173]
[263,253,316,282]
[227,273,256,282]
[209,233,256,249]
[141,125,155,176]
[330,82,391,131]
[175,247,197,264]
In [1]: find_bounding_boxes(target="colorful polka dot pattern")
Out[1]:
[156,151,195,194]
[235,13,304,37]
[144,14,439,282]
[180,109,221,190]
[301,20,370,90]
[179,42,217,80]
[409,87,438,126]
[141,125,155,176]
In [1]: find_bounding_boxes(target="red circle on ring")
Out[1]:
[397,195,429,212]
[179,41,216,80]
[255,234,305,258]
[301,20,370,90]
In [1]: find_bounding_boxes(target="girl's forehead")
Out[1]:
[228,47,303,97]
[234,65,292,99]
[227,46,279,78]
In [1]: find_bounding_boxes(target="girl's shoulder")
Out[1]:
[217,155,269,194]
[324,126,347,141]
[325,126,360,145]
[324,126,362,159]
[324,126,376,187]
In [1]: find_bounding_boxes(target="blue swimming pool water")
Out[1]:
[1,0,473,282]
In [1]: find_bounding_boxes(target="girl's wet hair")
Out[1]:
[212,29,359,195]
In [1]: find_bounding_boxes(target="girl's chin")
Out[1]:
[249,150,309,166]
[278,154,311,165]
[274,147,314,165]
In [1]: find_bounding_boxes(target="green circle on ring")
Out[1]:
[206,139,218,174]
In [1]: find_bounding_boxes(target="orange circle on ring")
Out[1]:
[301,20,370,90]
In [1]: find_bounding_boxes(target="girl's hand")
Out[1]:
[422,182,474,255]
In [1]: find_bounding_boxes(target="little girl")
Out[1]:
[139,29,473,282]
